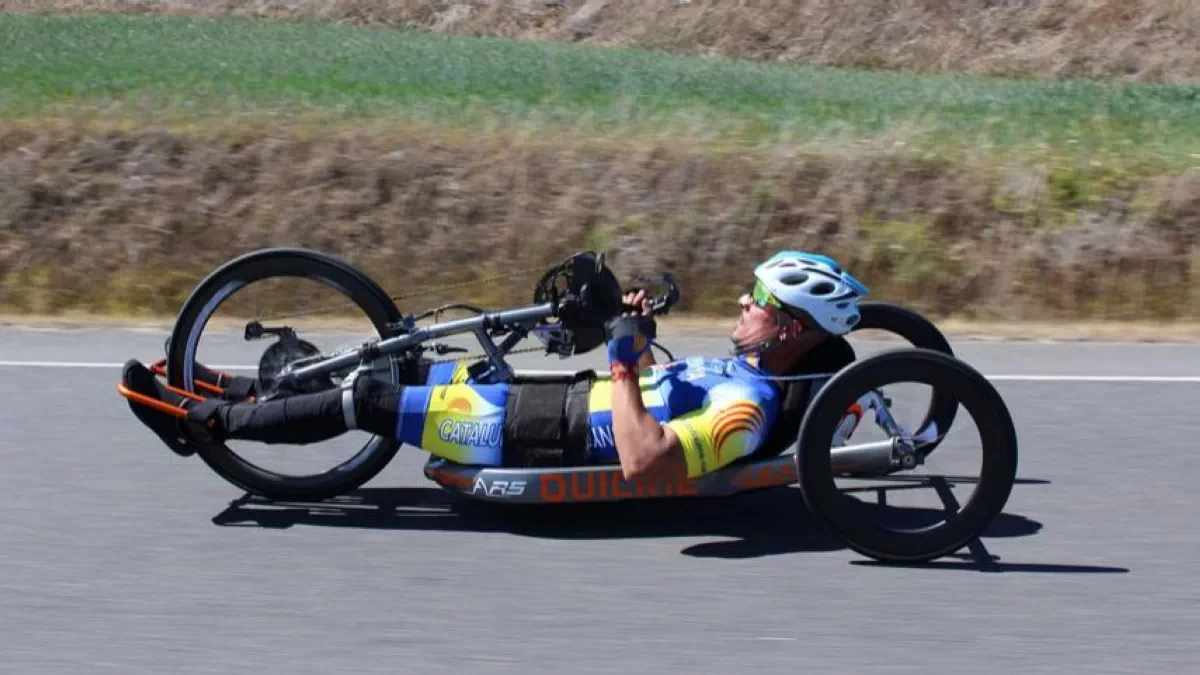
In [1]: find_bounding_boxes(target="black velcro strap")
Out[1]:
[501,371,598,467]
[563,375,593,466]
[503,381,570,467]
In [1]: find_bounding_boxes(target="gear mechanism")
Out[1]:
[254,330,335,396]
[531,251,623,355]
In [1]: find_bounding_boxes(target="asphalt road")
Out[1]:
[2,323,1199,674]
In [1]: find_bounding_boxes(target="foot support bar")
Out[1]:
[116,358,251,418]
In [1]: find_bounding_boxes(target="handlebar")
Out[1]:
[533,251,681,322]
[622,274,681,316]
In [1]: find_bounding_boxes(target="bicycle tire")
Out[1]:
[166,247,408,501]
[853,301,957,456]
[795,348,1018,563]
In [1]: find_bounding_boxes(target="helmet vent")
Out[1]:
[811,281,836,295]
[780,272,809,285]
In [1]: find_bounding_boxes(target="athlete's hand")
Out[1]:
[609,289,658,371]
[622,289,654,318]
[621,288,657,352]
[606,314,655,361]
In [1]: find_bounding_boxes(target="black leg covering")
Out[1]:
[198,376,404,445]
[210,388,347,444]
[351,376,403,437]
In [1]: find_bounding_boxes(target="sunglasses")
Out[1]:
[750,280,813,328]
[750,280,784,310]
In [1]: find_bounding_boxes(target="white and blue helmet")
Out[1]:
[753,251,869,335]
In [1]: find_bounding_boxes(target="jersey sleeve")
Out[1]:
[665,383,775,478]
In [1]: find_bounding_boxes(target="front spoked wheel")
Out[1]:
[165,248,409,502]
[795,349,1018,564]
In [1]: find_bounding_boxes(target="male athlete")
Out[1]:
[122,251,869,484]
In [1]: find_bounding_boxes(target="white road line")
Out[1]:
[1,360,1200,383]
[0,361,256,370]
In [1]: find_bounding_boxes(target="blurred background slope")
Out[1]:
[1,1,1197,324]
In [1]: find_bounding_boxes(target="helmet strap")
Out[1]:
[731,336,781,358]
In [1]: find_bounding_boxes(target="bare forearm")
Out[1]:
[610,374,671,481]
[604,299,685,482]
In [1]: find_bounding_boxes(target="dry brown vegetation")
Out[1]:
[2,3,1198,325]
[2,121,1197,322]
[4,0,1199,82]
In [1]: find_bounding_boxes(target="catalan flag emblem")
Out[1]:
[710,401,766,462]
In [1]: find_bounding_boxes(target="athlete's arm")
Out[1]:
[610,364,687,484]
[605,303,682,484]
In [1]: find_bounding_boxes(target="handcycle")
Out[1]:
[118,247,1018,564]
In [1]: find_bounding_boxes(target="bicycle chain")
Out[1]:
[425,344,547,364]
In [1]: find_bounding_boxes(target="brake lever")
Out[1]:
[651,274,680,315]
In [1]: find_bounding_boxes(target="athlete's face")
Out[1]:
[733,289,789,346]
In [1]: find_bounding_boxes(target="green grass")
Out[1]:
[2,13,1200,164]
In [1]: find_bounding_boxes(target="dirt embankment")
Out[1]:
[4,0,1198,82]
[2,124,1197,321]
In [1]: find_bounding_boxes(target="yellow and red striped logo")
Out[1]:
[711,401,765,461]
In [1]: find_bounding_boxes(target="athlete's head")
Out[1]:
[731,251,868,357]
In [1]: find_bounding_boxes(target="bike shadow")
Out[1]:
[209,477,1126,573]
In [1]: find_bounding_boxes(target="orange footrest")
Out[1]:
[117,358,253,417]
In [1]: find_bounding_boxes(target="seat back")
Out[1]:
[745,337,856,460]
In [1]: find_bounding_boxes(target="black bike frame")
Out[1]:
[275,301,559,390]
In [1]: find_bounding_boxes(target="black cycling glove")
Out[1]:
[605,315,656,367]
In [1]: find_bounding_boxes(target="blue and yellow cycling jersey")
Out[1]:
[393,355,782,478]
[586,357,780,477]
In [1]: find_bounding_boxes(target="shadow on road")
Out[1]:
[210,478,1124,573]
